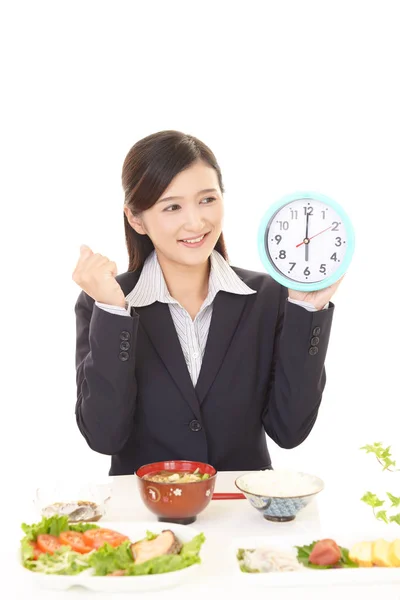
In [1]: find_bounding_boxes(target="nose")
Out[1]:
[183,205,205,233]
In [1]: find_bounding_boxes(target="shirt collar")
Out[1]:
[125,249,256,309]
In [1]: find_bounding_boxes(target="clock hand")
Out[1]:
[305,212,310,262]
[296,225,332,248]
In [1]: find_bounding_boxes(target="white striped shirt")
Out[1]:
[96,250,327,385]
[97,250,256,385]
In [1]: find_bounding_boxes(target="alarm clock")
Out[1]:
[257,191,355,291]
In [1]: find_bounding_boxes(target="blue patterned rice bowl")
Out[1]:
[235,469,324,522]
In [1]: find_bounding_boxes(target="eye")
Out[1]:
[163,204,181,212]
[201,197,217,204]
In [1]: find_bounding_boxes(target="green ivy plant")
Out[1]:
[360,442,400,525]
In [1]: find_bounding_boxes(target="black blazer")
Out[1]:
[74,266,334,475]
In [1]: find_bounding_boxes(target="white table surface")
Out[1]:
[6,471,400,599]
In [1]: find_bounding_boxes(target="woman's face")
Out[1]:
[126,160,224,268]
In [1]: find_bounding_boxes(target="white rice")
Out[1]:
[237,469,321,498]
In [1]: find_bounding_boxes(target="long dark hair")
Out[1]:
[122,130,228,272]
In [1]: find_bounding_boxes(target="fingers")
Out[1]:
[80,244,93,260]
[73,246,102,280]
[79,247,108,268]
[330,275,345,292]
[109,261,118,277]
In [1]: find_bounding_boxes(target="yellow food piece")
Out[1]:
[388,540,400,567]
[349,541,373,567]
[372,539,392,567]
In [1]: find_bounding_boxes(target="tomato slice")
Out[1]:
[36,534,62,555]
[29,542,43,560]
[59,531,93,554]
[83,528,129,549]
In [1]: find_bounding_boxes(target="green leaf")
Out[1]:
[236,549,259,573]
[360,442,383,454]
[375,510,389,523]
[387,493,400,508]
[21,516,70,543]
[145,530,158,541]
[237,548,246,562]
[89,533,206,577]
[69,523,100,533]
[360,492,385,508]
[381,446,392,458]
[360,442,398,471]
[125,552,200,576]
[20,538,35,565]
[89,541,134,576]
[295,542,330,569]
[179,533,206,558]
[21,516,99,544]
[294,542,316,561]
[20,516,100,571]
[340,547,360,568]
[382,458,396,471]
[28,547,90,575]
[389,514,400,525]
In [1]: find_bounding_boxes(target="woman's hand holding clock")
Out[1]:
[288,276,344,310]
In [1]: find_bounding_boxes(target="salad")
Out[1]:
[20,516,205,576]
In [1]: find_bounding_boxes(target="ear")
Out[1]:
[124,206,147,235]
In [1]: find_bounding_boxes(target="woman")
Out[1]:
[73,130,341,476]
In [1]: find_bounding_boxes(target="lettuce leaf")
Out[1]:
[124,532,205,576]
[26,546,91,575]
[89,532,206,576]
[21,516,70,542]
[21,515,99,543]
[88,541,134,575]
[21,538,35,564]
[69,522,100,533]
[20,515,100,571]
[236,549,259,573]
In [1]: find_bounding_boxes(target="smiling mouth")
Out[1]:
[178,233,209,244]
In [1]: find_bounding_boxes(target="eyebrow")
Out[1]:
[157,188,219,204]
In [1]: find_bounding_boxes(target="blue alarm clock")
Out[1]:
[257,191,355,292]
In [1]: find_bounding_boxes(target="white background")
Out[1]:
[1,0,400,499]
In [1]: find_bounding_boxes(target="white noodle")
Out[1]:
[243,547,304,573]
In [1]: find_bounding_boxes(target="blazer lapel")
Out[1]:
[136,302,202,420]
[195,292,248,405]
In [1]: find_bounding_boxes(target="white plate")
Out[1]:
[18,521,203,592]
[230,532,400,587]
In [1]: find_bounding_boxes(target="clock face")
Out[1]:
[259,194,355,290]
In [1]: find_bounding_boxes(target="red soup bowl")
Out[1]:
[136,460,217,525]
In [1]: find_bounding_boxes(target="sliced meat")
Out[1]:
[131,530,183,565]
[309,539,341,566]
[107,570,126,576]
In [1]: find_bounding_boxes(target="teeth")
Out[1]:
[181,234,205,244]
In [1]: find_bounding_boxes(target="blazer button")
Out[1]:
[119,351,130,361]
[120,331,131,341]
[308,346,319,356]
[189,420,202,432]
[120,341,130,351]
[312,327,321,336]
[310,336,320,346]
